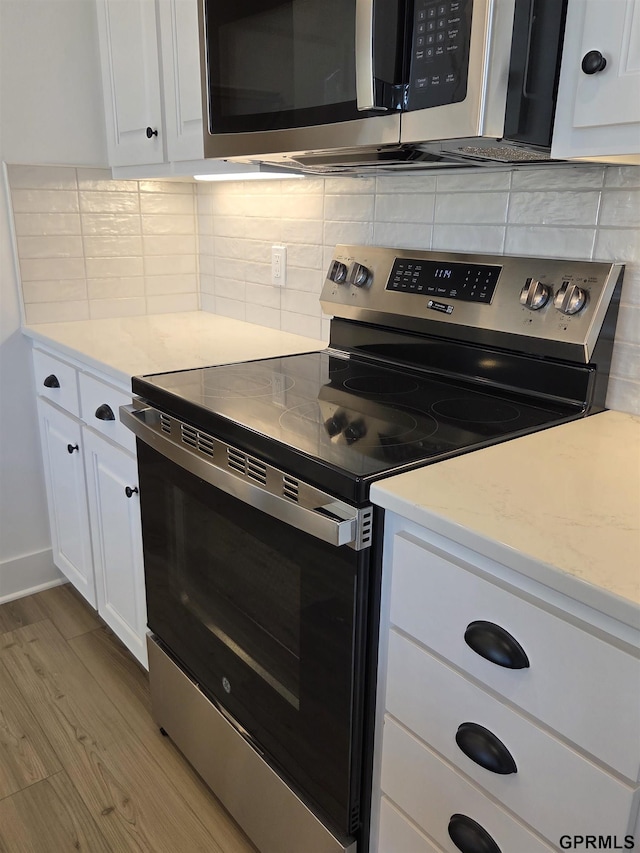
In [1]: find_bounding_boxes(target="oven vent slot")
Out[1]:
[282,475,299,502]
[246,457,267,485]
[181,424,215,457]
[227,447,247,474]
[159,414,172,435]
[358,507,374,549]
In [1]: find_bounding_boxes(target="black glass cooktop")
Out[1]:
[134,350,577,501]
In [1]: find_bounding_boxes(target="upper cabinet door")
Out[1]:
[96,0,165,166]
[158,0,204,162]
[552,0,640,163]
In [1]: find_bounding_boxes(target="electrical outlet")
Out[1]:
[271,245,286,286]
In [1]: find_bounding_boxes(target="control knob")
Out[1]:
[343,419,367,444]
[347,262,372,288]
[554,281,588,315]
[519,278,550,310]
[327,260,348,284]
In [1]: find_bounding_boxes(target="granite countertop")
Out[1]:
[371,410,640,629]
[23,312,326,386]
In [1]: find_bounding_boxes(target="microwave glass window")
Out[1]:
[207,0,359,131]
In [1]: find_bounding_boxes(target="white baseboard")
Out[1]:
[0,548,65,604]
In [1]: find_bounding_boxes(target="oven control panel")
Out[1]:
[321,245,624,363]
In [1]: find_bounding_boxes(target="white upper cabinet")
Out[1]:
[96,0,164,167]
[158,0,205,162]
[96,0,206,169]
[552,0,640,163]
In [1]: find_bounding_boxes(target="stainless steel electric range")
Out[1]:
[121,245,623,853]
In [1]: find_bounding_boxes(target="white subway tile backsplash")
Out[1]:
[87,277,145,299]
[432,224,505,254]
[145,294,199,314]
[85,256,144,278]
[12,189,79,214]
[8,164,640,414]
[511,165,604,190]
[508,191,601,226]
[375,193,435,223]
[13,213,81,237]
[505,226,595,258]
[324,193,374,222]
[25,300,89,324]
[89,297,146,320]
[84,235,143,258]
[19,257,86,281]
[17,235,83,259]
[79,191,139,213]
[435,191,509,224]
[599,190,640,228]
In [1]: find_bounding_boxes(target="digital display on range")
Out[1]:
[386,258,501,303]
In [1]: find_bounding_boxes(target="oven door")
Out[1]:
[123,405,374,837]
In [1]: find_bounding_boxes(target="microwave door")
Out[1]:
[200,0,404,160]
[400,0,516,145]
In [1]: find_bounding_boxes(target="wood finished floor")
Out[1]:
[0,584,258,853]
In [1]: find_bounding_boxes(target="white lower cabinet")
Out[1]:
[36,399,95,607]
[33,344,148,668]
[83,429,147,668]
[372,515,640,853]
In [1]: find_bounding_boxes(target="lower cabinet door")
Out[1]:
[83,428,148,668]
[37,399,96,606]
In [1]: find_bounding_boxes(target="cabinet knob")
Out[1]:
[95,403,115,421]
[125,486,139,498]
[455,722,517,775]
[581,50,607,74]
[67,443,79,454]
[44,374,60,388]
[464,621,530,669]
[448,814,502,853]
[146,126,158,139]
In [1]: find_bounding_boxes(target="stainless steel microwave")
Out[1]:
[198,0,568,173]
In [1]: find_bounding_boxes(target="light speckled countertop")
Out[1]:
[23,312,325,386]
[372,410,640,629]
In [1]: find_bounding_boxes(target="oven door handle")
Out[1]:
[120,404,370,550]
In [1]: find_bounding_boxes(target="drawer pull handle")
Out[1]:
[67,443,79,454]
[464,621,529,669]
[95,403,115,421]
[125,486,139,498]
[44,374,60,388]
[455,722,517,775]
[448,814,502,853]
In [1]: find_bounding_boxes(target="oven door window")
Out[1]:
[137,441,367,834]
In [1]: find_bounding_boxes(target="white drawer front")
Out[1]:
[390,532,640,781]
[386,629,637,844]
[33,349,80,416]
[379,797,441,853]
[381,717,555,853]
[79,372,134,453]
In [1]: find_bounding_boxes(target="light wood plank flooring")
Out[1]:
[0,584,258,853]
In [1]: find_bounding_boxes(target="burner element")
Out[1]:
[203,370,295,399]
[432,397,520,424]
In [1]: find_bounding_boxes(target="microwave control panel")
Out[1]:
[407,0,472,109]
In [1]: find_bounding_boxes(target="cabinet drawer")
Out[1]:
[390,532,640,781]
[386,629,637,844]
[79,372,134,453]
[379,797,441,853]
[381,717,555,853]
[33,349,80,416]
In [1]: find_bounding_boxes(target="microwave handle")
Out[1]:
[120,404,367,550]
[356,0,386,111]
